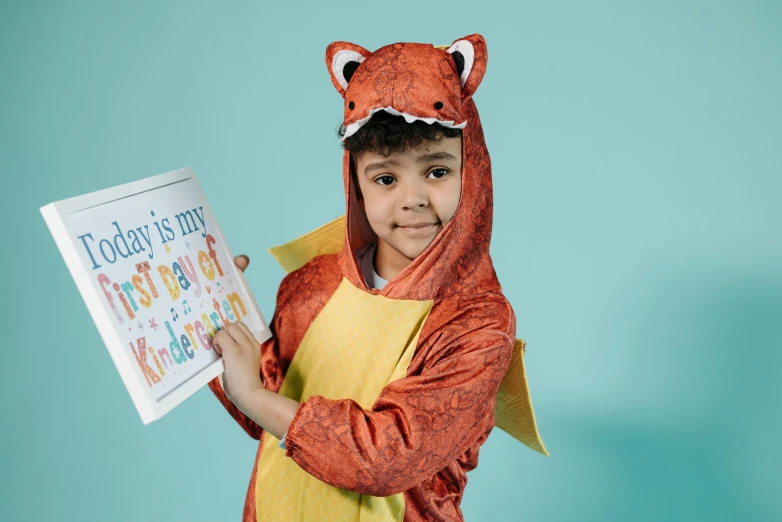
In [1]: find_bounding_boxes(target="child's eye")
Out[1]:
[428,168,449,179]
[375,175,396,186]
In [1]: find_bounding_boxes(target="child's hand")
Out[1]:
[211,321,262,406]
[214,255,251,394]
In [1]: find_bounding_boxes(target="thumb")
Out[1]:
[234,254,250,272]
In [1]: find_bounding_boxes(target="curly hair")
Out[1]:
[338,110,462,156]
[337,111,463,199]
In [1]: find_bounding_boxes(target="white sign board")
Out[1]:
[41,167,271,424]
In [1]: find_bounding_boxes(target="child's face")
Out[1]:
[354,135,462,267]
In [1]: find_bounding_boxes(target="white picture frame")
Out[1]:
[40,167,271,424]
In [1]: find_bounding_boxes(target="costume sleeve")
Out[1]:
[282,327,513,496]
[207,307,284,440]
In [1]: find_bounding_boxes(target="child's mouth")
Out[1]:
[397,222,440,238]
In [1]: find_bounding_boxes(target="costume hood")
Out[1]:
[326,34,498,301]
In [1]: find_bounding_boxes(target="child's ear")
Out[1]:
[444,34,488,101]
[326,41,371,98]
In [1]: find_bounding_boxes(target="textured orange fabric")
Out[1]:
[208,34,539,521]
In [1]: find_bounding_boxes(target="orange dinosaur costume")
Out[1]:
[208,33,547,521]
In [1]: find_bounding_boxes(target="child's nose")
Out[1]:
[401,182,428,209]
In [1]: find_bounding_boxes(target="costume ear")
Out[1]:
[325,41,371,98]
[445,34,487,101]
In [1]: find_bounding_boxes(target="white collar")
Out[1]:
[359,243,388,290]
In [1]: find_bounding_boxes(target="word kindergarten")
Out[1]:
[41,168,270,423]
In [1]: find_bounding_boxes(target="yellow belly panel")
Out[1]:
[255,277,433,522]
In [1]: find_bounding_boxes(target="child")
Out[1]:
[208,34,547,522]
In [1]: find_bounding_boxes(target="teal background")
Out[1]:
[2,1,779,520]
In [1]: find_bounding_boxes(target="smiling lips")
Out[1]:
[399,222,438,228]
[397,221,441,237]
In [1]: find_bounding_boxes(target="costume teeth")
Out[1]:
[341,106,467,141]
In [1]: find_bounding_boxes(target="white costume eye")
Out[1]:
[446,39,475,88]
[332,49,366,91]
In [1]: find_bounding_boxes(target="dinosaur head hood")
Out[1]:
[325,34,500,301]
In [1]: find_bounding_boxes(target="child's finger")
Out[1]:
[233,321,257,347]
[214,329,238,355]
[211,334,222,356]
[223,323,247,346]
[234,255,250,272]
